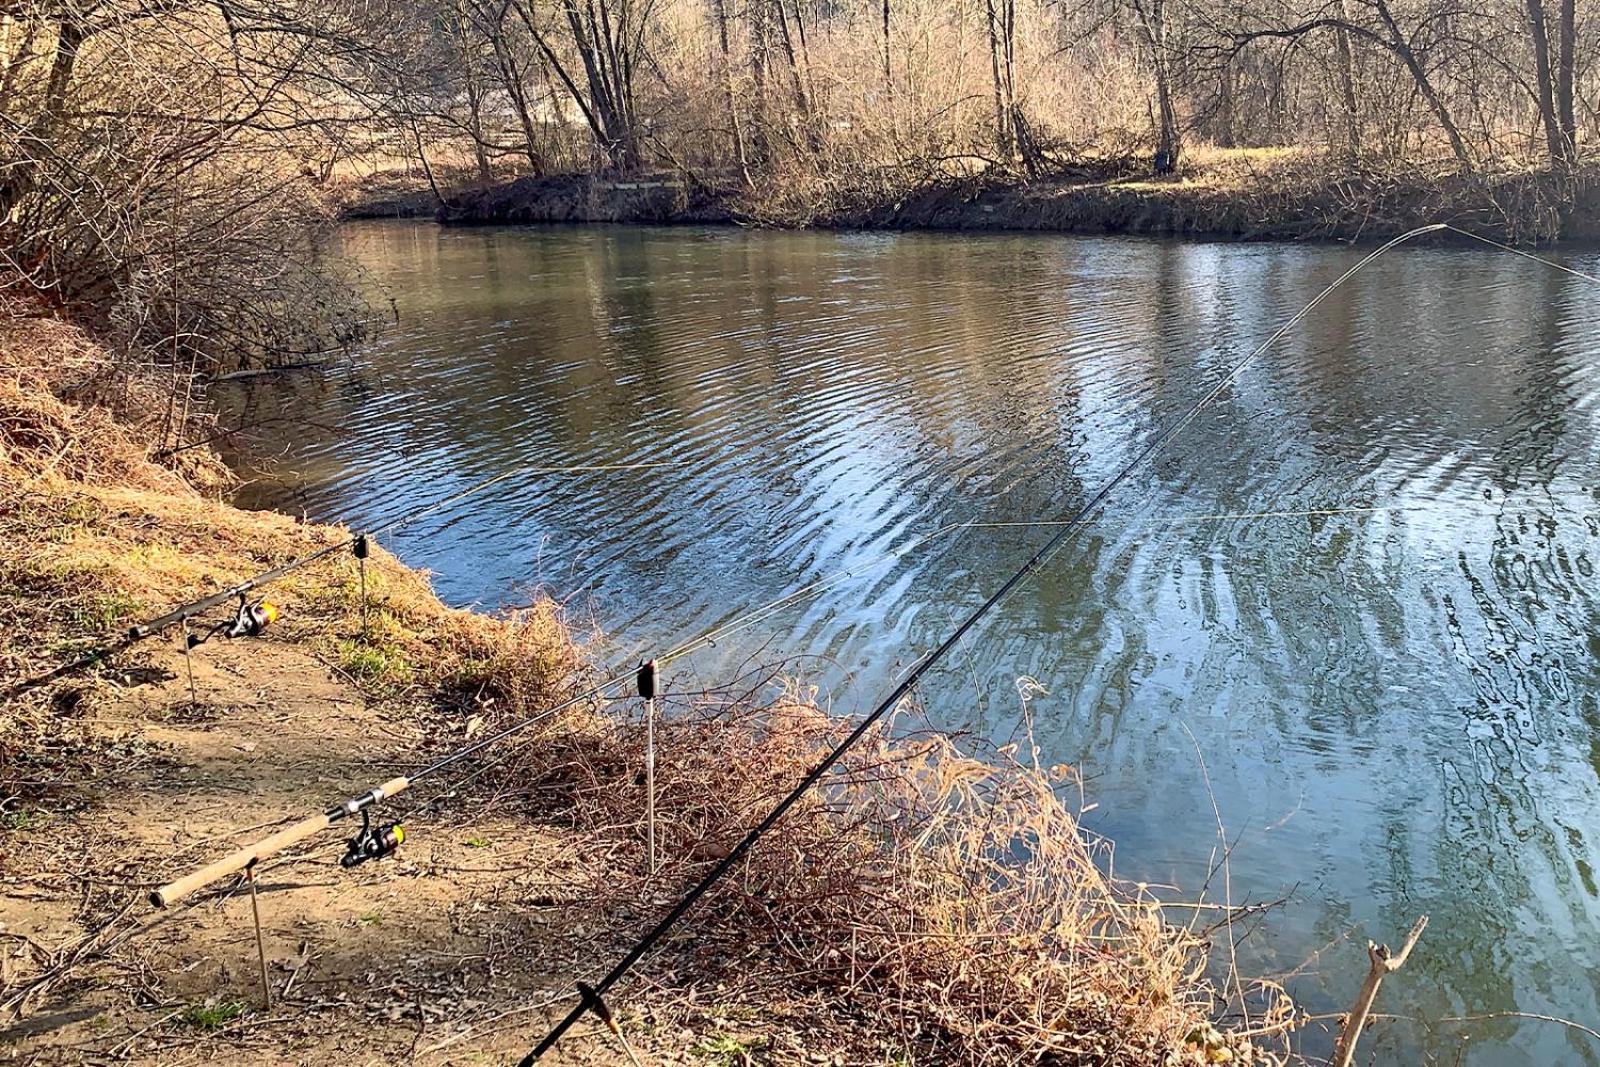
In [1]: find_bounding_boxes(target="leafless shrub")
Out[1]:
[0,2,395,374]
[515,688,1296,1064]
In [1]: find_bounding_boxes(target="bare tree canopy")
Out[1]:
[3,0,1595,369]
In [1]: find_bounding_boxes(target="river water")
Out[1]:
[221,221,1600,1064]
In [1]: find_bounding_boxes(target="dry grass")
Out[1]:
[427,141,1600,245]
[0,306,583,808]
[1,304,1291,1064]
[509,687,1295,1065]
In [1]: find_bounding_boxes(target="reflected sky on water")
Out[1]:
[221,223,1600,1065]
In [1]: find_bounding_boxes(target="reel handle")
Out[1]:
[151,776,411,907]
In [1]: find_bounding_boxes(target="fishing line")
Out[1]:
[613,505,1416,677]
[520,220,1600,1062]
[21,223,1571,706]
[149,223,1595,947]
[612,226,1597,674]
[378,506,1410,824]
[131,459,685,638]
[1443,225,1600,285]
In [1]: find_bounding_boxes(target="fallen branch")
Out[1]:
[1331,914,1429,1067]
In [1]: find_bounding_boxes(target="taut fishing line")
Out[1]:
[515,223,1600,1062]
[132,225,1598,1035]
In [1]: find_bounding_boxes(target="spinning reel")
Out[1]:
[340,808,405,868]
[187,593,279,648]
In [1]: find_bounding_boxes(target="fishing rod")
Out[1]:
[148,220,1598,962]
[513,223,1501,1062]
[128,460,683,639]
[5,460,683,699]
[144,529,962,907]
[147,674,629,907]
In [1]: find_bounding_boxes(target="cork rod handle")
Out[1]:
[150,777,412,907]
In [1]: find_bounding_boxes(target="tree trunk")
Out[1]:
[43,15,81,122]
[748,0,770,164]
[556,0,639,170]
[1554,0,1576,162]
[771,1,818,151]
[881,0,891,96]
[1525,0,1566,163]
[1132,0,1179,174]
[488,31,547,174]
[711,0,752,183]
[513,1,612,163]
[1333,0,1360,164]
[1374,0,1471,168]
[464,76,492,181]
[984,0,1012,159]
[1,14,80,218]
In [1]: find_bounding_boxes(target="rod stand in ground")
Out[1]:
[353,534,371,641]
[180,619,198,707]
[244,859,272,1011]
[578,982,642,1067]
[1331,914,1428,1067]
[638,660,660,875]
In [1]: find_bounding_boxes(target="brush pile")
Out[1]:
[515,688,1295,1064]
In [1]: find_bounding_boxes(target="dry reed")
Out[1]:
[0,304,582,807]
[510,685,1294,1064]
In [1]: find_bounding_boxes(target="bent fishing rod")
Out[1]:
[150,222,1599,962]
[5,459,682,699]
[150,221,1463,929]
[513,223,1501,1062]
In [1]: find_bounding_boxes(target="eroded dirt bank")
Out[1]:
[362,153,1600,245]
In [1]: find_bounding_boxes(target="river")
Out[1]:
[220,221,1600,1065]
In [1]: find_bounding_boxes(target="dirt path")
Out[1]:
[0,634,645,1066]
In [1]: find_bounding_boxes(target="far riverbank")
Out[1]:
[344,151,1600,245]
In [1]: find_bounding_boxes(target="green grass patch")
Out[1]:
[336,638,414,688]
[177,999,245,1030]
[64,590,142,632]
[692,1034,764,1065]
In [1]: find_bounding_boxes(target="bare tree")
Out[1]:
[507,0,650,171]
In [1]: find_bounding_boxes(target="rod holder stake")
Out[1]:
[180,619,198,707]
[245,859,272,1011]
[353,535,371,642]
[638,660,660,875]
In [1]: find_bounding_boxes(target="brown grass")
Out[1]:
[509,687,1295,1064]
[0,305,583,807]
[1,304,1292,1065]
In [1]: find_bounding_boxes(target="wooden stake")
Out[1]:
[1331,914,1428,1067]
[245,860,272,1011]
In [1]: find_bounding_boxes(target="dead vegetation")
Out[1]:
[0,305,583,815]
[488,685,1297,1065]
[425,147,1600,245]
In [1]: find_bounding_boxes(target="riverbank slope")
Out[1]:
[351,150,1600,245]
[1,308,1291,1064]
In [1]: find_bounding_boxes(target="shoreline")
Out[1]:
[346,161,1600,246]
[1,311,1292,1063]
